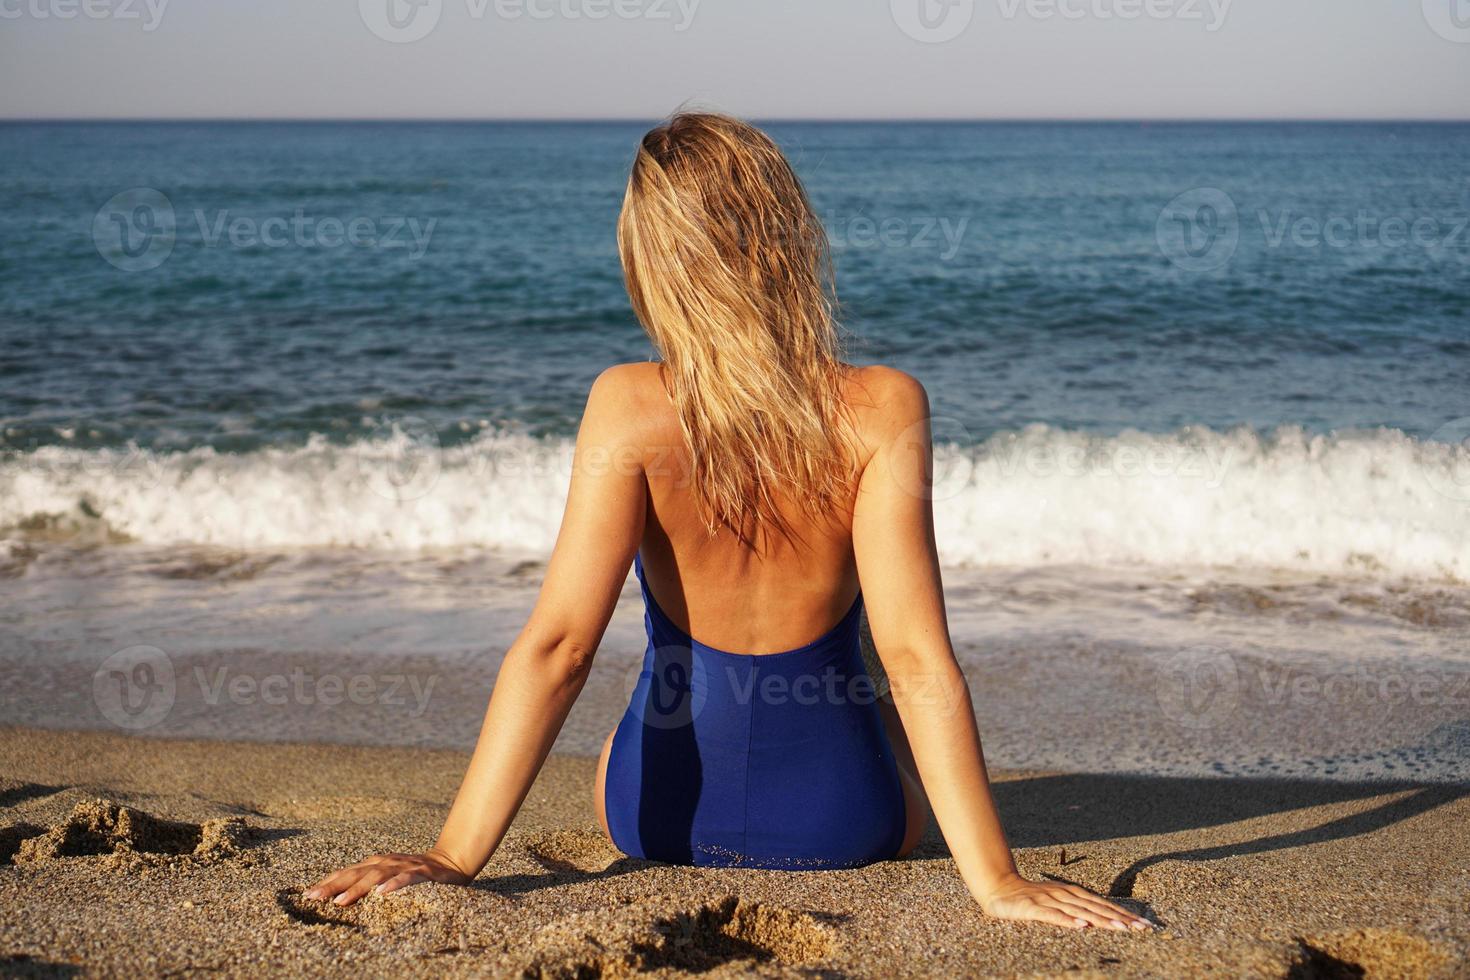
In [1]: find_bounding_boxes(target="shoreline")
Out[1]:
[3,726,1467,977]
[8,605,1467,784]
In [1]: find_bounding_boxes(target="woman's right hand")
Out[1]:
[978,873,1152,931]
[304,849,472,906]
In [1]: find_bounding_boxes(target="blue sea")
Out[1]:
[2,121,1468,776]
[2,120,1468,568]
[3,122,1468,447]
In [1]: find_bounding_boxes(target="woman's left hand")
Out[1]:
[978,873,1152,931]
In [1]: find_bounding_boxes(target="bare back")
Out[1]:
[610,360,899,655]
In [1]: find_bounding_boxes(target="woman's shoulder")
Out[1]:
[584,361,679,441]
[842,364,931,434]
[591,360,664,396]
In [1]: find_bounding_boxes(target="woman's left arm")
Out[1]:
[307,366,648,905]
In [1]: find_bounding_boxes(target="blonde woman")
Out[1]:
[308,112,1148,932]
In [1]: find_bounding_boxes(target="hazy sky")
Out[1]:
[2,0,1468,119]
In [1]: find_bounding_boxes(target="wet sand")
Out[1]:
[2,726,1466,978]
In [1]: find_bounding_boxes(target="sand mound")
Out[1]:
[522,829,623,874]
[0,824,44,865]
[13,799,253,869]
[525,895,836,978]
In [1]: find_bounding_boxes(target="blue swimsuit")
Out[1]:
[603,553,907,869]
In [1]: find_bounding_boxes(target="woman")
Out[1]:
[308,112,1148,932]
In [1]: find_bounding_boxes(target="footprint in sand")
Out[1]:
[9,799,254,869]
[1289,928,1453,979]
[525,896,837,977]
[274,888,428,937]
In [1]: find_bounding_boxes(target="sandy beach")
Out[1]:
[4,556,1469,977]
[3,725,1467,978]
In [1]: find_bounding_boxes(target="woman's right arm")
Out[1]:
[851,368,1149,932]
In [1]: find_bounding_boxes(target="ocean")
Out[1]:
[2,121,1467,779]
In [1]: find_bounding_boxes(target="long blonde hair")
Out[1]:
[617,111,854,542]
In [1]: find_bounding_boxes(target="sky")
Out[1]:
[1,0,1468,119]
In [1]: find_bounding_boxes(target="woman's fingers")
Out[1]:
[304,855,401,901]
[1059,885,1151,930]
[374,871,422,896]
[1055,891,1138,928]
[332,867,392,906]
[990,895,1087,929]
[1042,896,1121,930]
[1061,883,1129,916]
[1022,902,1089,930]
[304,866,368,901]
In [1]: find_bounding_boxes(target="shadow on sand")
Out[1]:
[987,773,1467,898]
[480,772,1466,903]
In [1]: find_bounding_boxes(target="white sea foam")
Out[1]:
[2,425,1467,580]
[928,424,1469,579]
